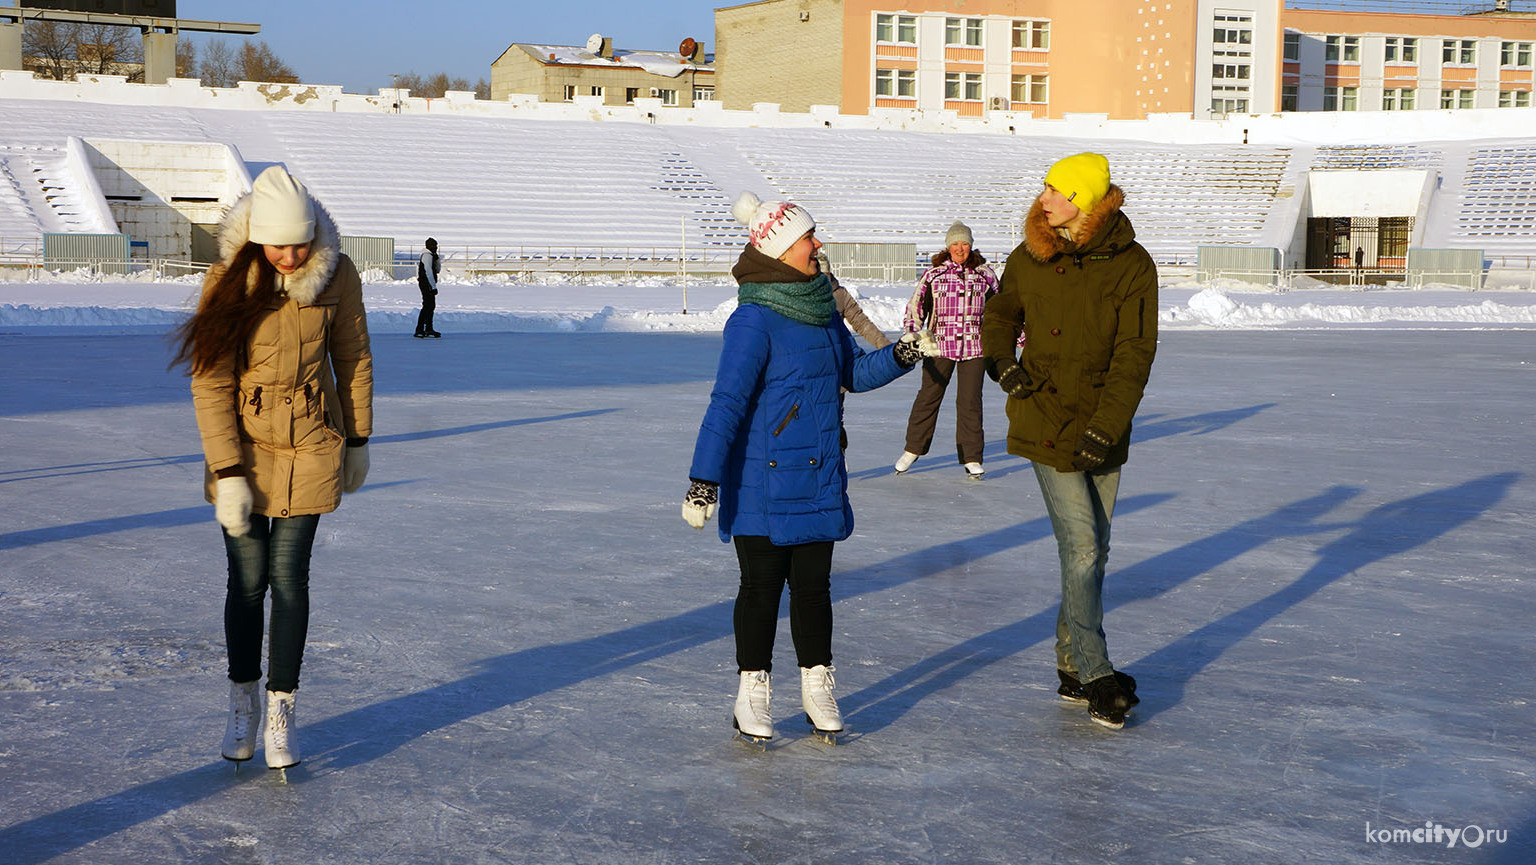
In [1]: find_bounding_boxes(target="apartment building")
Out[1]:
[490,34,714,107]
[713,0,1535,118]
[1283,7,1536,112]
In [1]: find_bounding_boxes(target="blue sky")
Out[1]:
[176,0,724,93]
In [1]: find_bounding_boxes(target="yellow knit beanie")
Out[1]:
[1044,152,1111,215]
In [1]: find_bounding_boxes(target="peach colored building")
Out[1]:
[713,0,1536,118]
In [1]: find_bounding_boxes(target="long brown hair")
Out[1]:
[170,242,277,375]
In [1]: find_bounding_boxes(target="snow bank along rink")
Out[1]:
[4,271,1536,331]
[2,280,1534,864]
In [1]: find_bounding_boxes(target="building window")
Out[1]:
[589,86,604,98]
[1501,41,1532,67]
[1385,37,1417,63]
[1383,88,1416,110]
[1212,63,1250,81]
[1281,83,1297,111]
[945,18,983,47]
[1443,39,1476,65]
[1213,25,1252,47]
[876,68,916,98]
[694,86,714,102]
[625,87,639,104]
[876,13,918,44]
[944,72,983,100]
[1211,98,1249,114]
[1012,20,1049,50]
[656,89,677,106]
[562,85,576,102]
[1283,32,1300,62]
[1324,86,1357,111]
[1010,73,1048,103]
[1441,88,1474,109]
[1325,35,1359,63]
[1499,89,1531,107]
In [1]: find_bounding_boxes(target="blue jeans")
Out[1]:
[222,514,320,693]
[1032,462,1121,684]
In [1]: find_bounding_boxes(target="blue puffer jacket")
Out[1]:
[690,292,910,545]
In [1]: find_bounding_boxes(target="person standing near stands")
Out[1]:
[415,237,441,338]
[980,153,1156,731]
[172,165,374,769]
[894,220,998,479]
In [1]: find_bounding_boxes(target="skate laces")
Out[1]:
[268,698,293,745]
[745,671,771,714]
[805,665,837,711]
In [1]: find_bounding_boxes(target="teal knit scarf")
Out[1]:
[737,272,835,326]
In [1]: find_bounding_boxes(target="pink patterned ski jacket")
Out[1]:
[904,256,999,360]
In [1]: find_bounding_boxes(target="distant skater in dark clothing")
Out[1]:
[415,237,441,338]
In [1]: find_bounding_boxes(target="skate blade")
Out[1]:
[1088,713,1126,731]
[732,717,772,748]
[806,714,843,745]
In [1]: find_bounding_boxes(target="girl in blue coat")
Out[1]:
[683,192,935,742]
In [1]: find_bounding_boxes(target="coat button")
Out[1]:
[285,397,292,404]
[1042,440,1054,448]
[809,458,818,465]
[1047,386,1058,394]
[1050,328,1061,336]
[769,460,777,468]
[1055,266,1065,274]
[280,508,289,516]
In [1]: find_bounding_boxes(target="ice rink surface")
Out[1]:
[1,329,1532,864]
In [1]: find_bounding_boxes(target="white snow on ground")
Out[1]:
[4,273,1536,332]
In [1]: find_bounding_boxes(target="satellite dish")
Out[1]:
[679,37,698,59]
[585,33,604,54]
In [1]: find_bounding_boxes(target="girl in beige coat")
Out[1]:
[173,166,373,770]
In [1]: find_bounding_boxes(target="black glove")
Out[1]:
[996,361,1039,398]
[1070,428,1114,472]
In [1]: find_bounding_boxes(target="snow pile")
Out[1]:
[2,277,1534,332]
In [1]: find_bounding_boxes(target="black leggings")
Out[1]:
[732,535,835,673]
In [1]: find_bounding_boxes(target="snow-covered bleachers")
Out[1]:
[1311,144,1444,171]
[1107,146,1293,261]
[267,113,739,257]
[734,131,1293,261]
[1454,144,1536,253]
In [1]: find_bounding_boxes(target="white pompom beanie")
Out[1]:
[248,166,316,246]
[732,191,815,260]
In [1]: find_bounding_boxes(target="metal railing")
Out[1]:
[1285,1,1528,13]
[1195,266,1533,290]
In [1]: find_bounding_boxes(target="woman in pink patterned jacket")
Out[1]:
[894,221,999,479]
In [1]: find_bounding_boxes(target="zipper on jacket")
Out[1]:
[1072,253,1084,269]
[304,383,314,418]
[772,403,800,437]
[249,386,263,416]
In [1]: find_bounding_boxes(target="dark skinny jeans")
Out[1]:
[732,535,835,673]
[222,514,320,693]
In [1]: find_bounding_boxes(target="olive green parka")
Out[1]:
[191,188,374,517]
[979,185,1157,472]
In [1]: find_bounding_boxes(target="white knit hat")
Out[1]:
[944,221,973,246]
[248,166,315,246]
[732,191,815,260]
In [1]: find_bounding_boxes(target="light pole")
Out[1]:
[391,73,400,113]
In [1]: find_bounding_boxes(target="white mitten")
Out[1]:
[215,476,253,537]
[915,328,941,357]
[342,444,369,493]
[682,480,718,529]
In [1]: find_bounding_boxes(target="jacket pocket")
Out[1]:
[237,385,268,442]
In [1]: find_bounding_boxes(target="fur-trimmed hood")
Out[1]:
[215,187,342,305]
[1022,184,1131,262]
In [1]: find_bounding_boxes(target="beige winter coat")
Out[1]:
[191,190,374,517]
